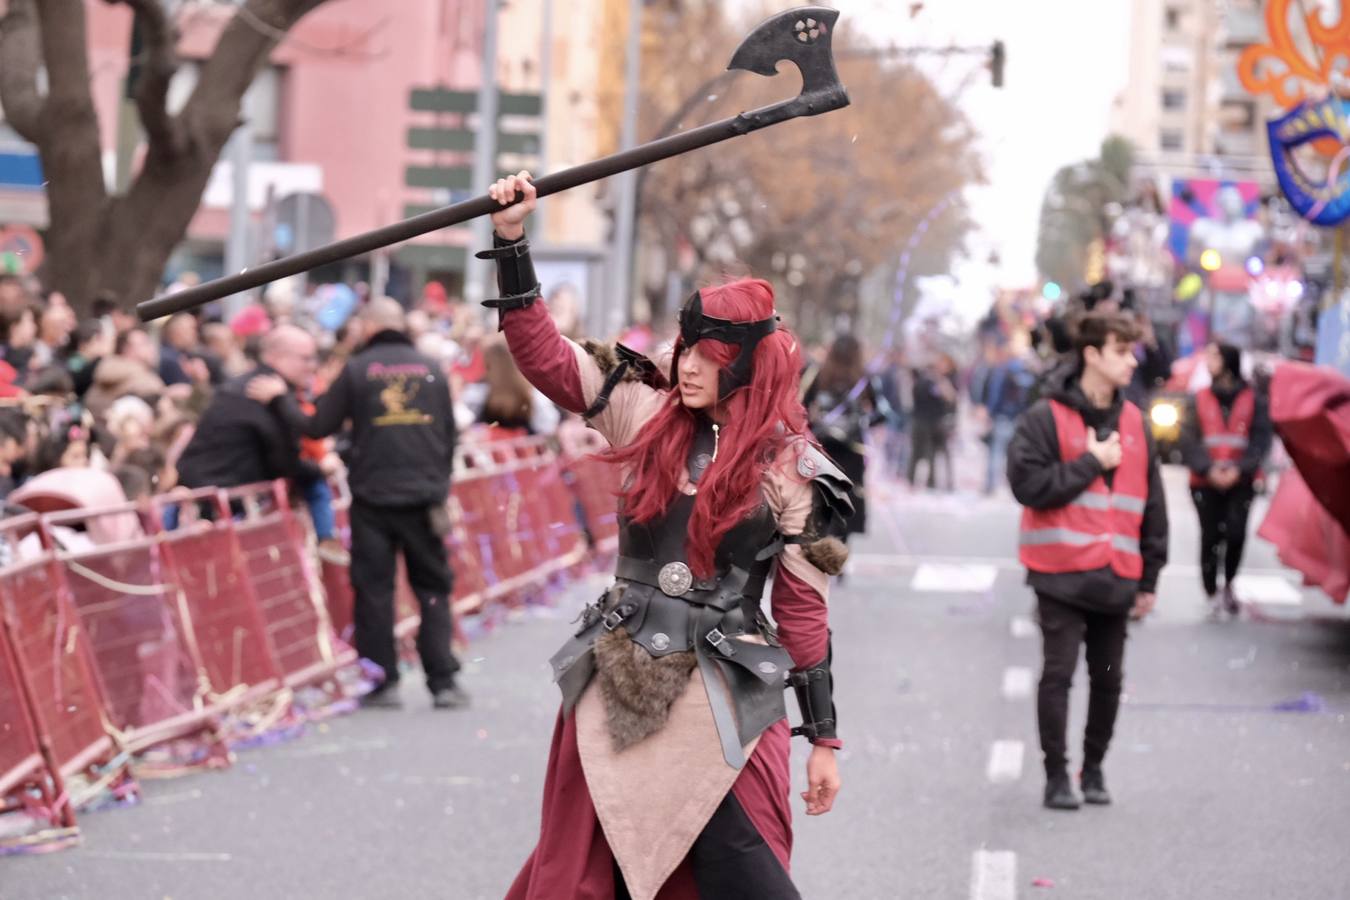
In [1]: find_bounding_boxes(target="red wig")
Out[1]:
[604,278,807,577]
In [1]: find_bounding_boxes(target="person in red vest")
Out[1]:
[1008,311,1169,811]
[1181,341,1272,617]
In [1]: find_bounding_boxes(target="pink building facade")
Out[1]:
[1,1,556,297]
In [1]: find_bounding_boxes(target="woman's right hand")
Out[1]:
[488,170,536,241]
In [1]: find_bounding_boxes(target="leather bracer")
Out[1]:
[475,233,541,321]
[788,637,837,743]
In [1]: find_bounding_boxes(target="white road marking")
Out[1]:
[985,739,1025,784]
[1233,574,1304,606]
[851,551,1306,581]
[1001,666,1034,700]
[83,850,233,862]
[1010,616,1037,638]
[910,563,999,593]
[970,849,1018,900]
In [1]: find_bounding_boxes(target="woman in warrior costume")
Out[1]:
[483,172,850,900]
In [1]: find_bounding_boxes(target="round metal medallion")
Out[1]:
[658,561,694,596]
[757,661,778,675]
[693,452,713,471]
[651,633,671,651]
[797,454,818,478]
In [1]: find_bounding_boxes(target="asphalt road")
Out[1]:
[6,467,1349,899]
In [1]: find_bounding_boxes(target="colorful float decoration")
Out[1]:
[1240,0,1350,225]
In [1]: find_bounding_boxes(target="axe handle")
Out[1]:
[137,108,773,321]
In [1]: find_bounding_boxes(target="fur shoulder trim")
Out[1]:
[801,535,849,575]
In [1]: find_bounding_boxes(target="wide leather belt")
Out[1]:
[614,557,717,596]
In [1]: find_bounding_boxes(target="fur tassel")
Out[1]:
[583,340,619,375]
[801,536,849,576]
[582,341,647,383]
[594,627,696,752]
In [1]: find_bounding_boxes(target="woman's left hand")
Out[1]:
[802,745,841,816]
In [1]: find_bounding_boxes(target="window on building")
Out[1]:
[1165,6,1181,30]
[1161,89,1186,110]
[1159,129,1185,152]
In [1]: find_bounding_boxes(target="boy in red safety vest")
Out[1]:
[1180,342,1272,617]
[1008,311,1169,811]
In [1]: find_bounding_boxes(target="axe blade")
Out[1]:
[728,6,847,112]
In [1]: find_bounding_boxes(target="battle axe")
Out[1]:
[137,6,850,321]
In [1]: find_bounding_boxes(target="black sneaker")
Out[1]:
[431,684,470,710]
[1043,772,1081,810]
[1080,766,1112,805]
[360,685,404,710]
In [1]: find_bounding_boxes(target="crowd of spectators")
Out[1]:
[0,271,565,549]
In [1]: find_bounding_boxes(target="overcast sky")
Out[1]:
[820,0,1133,306]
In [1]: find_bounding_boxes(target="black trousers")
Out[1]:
[349,501,459,693]
[1036,594,1128,777]
[907,418,952,489]
[1191,483,1255,596]
[615,793,800,900]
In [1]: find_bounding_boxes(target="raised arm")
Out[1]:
[484,171,663,447]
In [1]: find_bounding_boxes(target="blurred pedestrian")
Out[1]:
[1181,342,1272,617]
[249,299,465,710]
[803,334,874,540]
[908,352,958,490]
[67,319,113,398]
[85,328,165,423]
[466,338,561,436]
[1007,311,1169,811]
[0,305,37,376]
[973,340,1033,495]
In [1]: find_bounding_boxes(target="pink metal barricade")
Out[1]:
[45,503,228,765]
[224,482,355,692]
[0,515,134,808]
[0,594,76,848]
[154,489,283,710]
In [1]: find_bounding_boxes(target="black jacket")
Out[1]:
[1181,378,1272,484]
[276,330,456,507]
[177,366,320,490]
[1006,365,1169,611]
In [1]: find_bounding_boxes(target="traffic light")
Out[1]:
[989,40,1005,88]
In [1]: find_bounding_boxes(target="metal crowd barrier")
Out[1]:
[1,432,620,853]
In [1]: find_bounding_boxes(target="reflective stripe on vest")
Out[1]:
[1069,492,1147,515]
[1018,399,1149,580]
[1191,387,1255,488]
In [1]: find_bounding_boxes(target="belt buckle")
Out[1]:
[602,602,635,632]
[705,627,736,657]
[658,561,694,597]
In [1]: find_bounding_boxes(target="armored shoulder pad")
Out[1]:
[793,442,854,537]
[582,342,668,419]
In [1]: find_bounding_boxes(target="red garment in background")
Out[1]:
[1256,362,1350,604]
[1258,468,1350,603]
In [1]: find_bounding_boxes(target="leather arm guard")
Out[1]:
[475,233,541,322]
[788,638,837,743]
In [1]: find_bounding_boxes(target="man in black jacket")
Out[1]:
[177,325,321,490]
[1007,311,1169,811]
[251,298,464,710]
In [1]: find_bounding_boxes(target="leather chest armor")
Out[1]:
[549,420,793,768]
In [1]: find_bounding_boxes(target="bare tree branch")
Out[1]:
[110,0,184,156]
[177,0,332,154]
[0,0,47,142]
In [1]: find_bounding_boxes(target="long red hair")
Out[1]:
[604,278,806,577]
